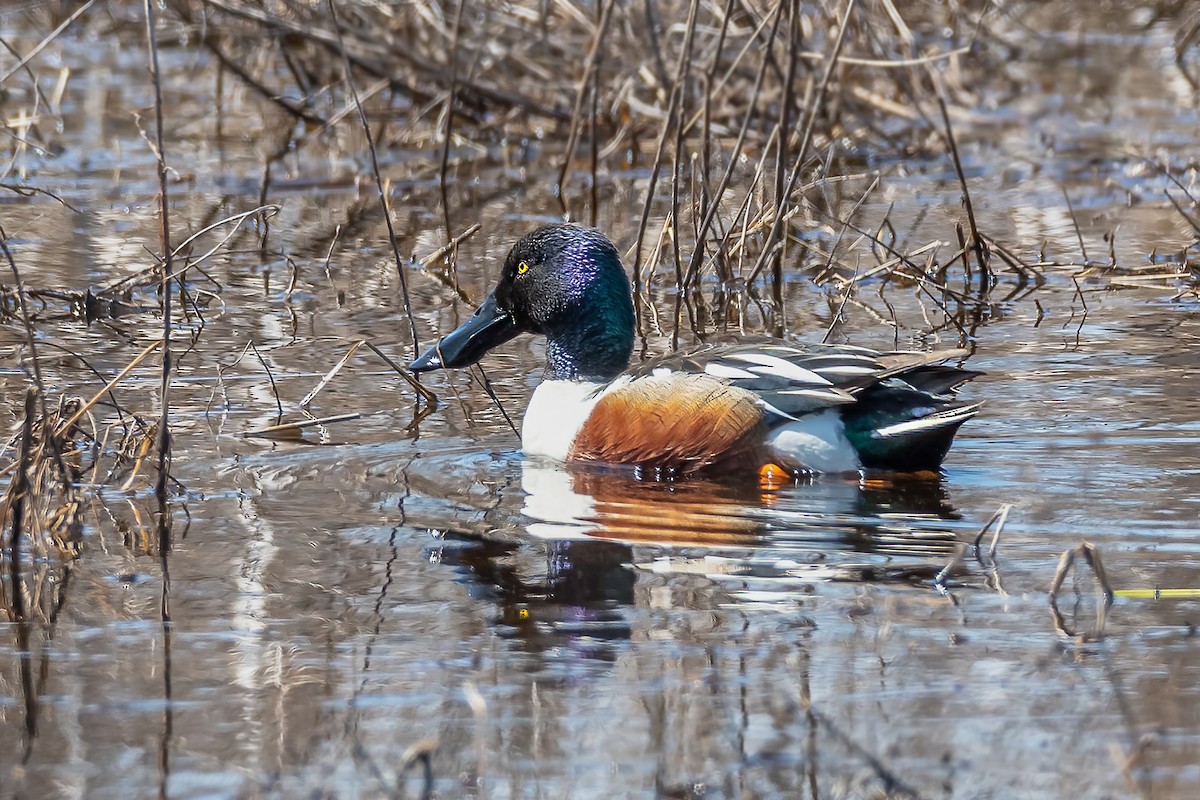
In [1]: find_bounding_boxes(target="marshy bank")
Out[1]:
[2,1,1200,797]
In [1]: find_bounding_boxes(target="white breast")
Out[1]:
[521,378,617,461]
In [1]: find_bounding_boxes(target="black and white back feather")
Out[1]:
[628,342,979,421]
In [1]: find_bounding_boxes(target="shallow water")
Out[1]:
[3,3,1200,799]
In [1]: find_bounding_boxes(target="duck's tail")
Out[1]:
[842,391,983,472]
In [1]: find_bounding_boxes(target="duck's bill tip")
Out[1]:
[408,348,443,372]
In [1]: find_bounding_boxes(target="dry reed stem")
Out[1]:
[973,503,1012,560]
[632,0,702,304]
[4,390,37,622]
[242,413,363,440]
[746,0,858,308]
[301,341,366,408]
[328,0,420,356]
[556,0,615,217]
[55,340,163,435]
[101,205,280,295]
[931,70,991,295]
[0,1,97,85]
[437,0,466,240]
[682,0,784,290]
[1049,541,1115,640]
[143,0,174,526]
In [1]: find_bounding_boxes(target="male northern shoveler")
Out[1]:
[409,224,982,476]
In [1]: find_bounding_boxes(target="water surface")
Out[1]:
[2,3,1200,799]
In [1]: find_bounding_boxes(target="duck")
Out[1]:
[409,224,982,477]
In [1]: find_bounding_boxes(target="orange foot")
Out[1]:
[759,462,791,492]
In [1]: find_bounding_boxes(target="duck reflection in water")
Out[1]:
[519,461,961,552]
[434,461,963,661]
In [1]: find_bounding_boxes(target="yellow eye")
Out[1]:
[516,261,530,276]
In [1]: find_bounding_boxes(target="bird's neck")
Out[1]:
[545,327,631,381]
[544,302,633,381]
